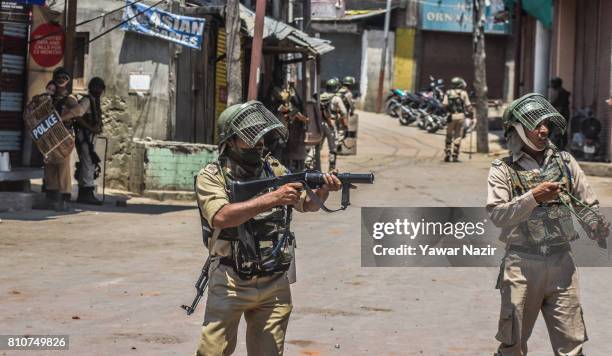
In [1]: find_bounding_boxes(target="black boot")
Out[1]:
[52,191,70,212]
[32,190,57,210]
[77,187,103,205]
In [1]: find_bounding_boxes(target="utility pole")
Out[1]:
[225,0,243,105]
[375,0,392,113]
[472,0,489,153]
[247,0,266,100]
[64,0,77,86]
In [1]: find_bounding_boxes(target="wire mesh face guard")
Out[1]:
[229,101,288,148]
[506,93,567,133]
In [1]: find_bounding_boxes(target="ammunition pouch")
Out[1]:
[521,204,578,246]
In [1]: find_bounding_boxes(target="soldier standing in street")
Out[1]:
[487,93,610,356]
[72,77,106,205]
[337,76,356,116]
[442,77,472,162]
[194,101,342,356]
[278,79,308,172]
[319,78,348,170]
[34,67,79,211]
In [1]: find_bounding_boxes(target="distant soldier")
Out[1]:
[34,67,78,211]
[278,79,309,171]
[442,77,472,162]
[337,76,356,116]
[319,78,348,170]
[73,77,106,205]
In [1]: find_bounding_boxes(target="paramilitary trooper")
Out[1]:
[72,77,106,205]
[277,79,309,172]
[194,101,342,356]
[442,77,472,162]
[487,93,610,356]
[34,67,78,211]
[319,78,348,170]
[337,76,356,117]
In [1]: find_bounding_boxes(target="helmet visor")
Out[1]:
[229,101,288,148]
[511,94,567,133]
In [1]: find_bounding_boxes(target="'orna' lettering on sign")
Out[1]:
[32,113,60,140]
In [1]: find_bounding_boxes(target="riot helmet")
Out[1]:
[451,77,467,89]
[342,76,356,87]
[326,78,340,92]
[502,93,567,138]
[217,101,288,150]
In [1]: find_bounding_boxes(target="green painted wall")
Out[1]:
[144,147,218,191]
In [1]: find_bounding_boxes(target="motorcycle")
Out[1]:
[385,89,419,126]
[384,89,406,118]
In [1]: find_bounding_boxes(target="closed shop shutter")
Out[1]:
[418,31,509,99]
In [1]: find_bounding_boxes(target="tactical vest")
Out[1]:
[501,152,578,246]
[76,94,102,133]
[215,158,294,278]
[320,92,338,119]
[446,89,465,114]
[337,87,352,112]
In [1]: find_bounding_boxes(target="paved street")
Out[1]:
[2,111,612,356]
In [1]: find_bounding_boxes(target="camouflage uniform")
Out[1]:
[195,155,306,356]
[319,92,347,170]
[442,88,471,161]
[487,93,609,356]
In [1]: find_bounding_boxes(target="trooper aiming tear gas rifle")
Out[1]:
[183,101,373,356]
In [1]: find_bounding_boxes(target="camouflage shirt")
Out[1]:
[196,156,307,257]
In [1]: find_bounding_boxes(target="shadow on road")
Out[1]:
[0,195,195,222]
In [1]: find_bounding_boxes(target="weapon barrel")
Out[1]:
[304,172,374,185]
[337,173,374,184]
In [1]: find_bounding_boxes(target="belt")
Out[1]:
[508,243,571,256]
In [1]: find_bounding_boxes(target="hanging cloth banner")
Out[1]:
[121,1,206,50]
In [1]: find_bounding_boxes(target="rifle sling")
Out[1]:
[302,181,347,213]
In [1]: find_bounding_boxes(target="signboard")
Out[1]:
[0,0,30,22]
[419,0,510,34]
[121,1,206,50]
[31,111,60,140]
[12,0,45,5]
[29,22,65,68]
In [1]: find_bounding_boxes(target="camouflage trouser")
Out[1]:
[195,264,292,356]
[321,121,337,170]
[495,250,587,356]
[445,117,464,159]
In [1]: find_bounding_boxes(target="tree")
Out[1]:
[472,0,489,153]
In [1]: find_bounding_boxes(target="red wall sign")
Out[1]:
[29,23,64,68]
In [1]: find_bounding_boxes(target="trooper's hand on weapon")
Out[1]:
[532,182,562,203]
[320,173,342,192]
[267,183,303,206]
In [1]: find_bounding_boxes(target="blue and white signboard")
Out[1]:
[420,0,509,34]
[12,0,45,5]
[122,1,206,50]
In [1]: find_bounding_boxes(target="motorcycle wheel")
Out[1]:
[427,124,439,134]
[385,101,399,118]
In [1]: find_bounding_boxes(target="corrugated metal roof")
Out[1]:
[240,4,334,55]
[311,5,399,22]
